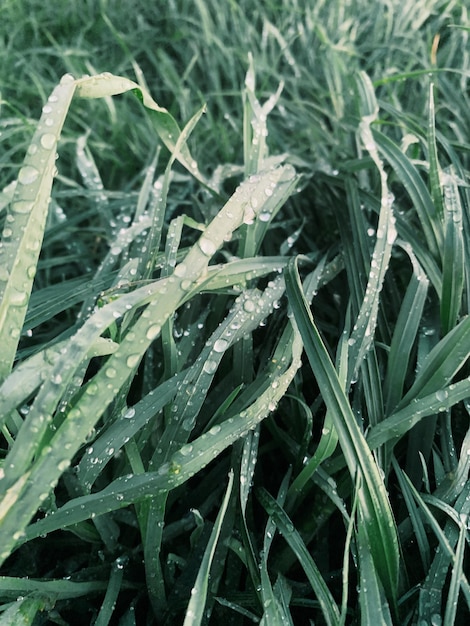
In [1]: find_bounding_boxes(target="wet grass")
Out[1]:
[0,1,469,624]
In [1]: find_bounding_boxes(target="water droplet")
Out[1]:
[18,165,39,185]
[60,73,75,85]
[105,367,117,378]
[259,211,271,222]
[243,206,255,225]
[27,143,38,155]
[243,300,256,313]
[213,338,229,353]
[11,200,34,214]
[40,133,56,150]
[146,324,161,340]
[203,360,217,374]
[179,444,193,456]
[123,407,135,419]
[209,425,221,435]
[174,263,187,277]
[86,382,98,395]
[10,290,28,307]
[126,354,140,368]
[198,236,217,256]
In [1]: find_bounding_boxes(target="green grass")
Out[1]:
[1,1,469,624]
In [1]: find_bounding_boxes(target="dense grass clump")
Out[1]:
[1,1,469,624]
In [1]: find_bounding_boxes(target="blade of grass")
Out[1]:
[440,168,465,334]
[182,471,233,626]
[0,75,76,382]
[284,257,399,614]
[256,486,340,626]
[374,129,442,260]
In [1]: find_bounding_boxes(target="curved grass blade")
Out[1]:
[347,72,397,382]
[284,257,399,613]
[383,248,429,414]
[398,315,470,408]
[182,471,233,626]
[440,168,465,334]
[374,129,442,259]
[0,596,49,626]
[443,521,467,625]
[256,486,340,626]
[427,81,444,223]
[0,575,108,599]
[259,472,292,626]
[74,72,208,188]
[93,559,125,626]
[356,507,393,626]
[368,376,470,449]
[0,75,76,382]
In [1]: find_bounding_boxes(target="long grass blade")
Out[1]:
[284,257,399,612]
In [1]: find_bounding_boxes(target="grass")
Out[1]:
[0,0,469,624]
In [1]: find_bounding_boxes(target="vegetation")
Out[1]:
[0,1,469,624]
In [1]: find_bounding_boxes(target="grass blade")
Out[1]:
[182,471,233,626]
[0,75,76,381]
[256,486,340,626]
[284,257,399,613]
[440,169,465,334]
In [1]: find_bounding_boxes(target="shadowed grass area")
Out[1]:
[0,1,469,624]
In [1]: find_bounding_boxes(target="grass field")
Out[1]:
[1,1,469,624]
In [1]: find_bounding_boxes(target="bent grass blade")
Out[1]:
[256,486,340,626]
[182,471,233,626]
[284,257,399,614]
[347,72,396,383]
[0,75,76,382]
[74,72,208,188]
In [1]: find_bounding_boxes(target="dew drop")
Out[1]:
[146,324,161,340]
[198,236,217,256]
[18,165,39,185]
[11,200,34,214]
[40,133,56,150]
[126,354,140,368]
[86,382,98,395]
[105,367,117,378]
[203,360,217,374]
[60,73,75,84]
[179,444,193,456]
[259,211,271,222]
[10,290,28,306]
[213,338,229,353]
[123,407,136,419]
[173,263,187,277]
